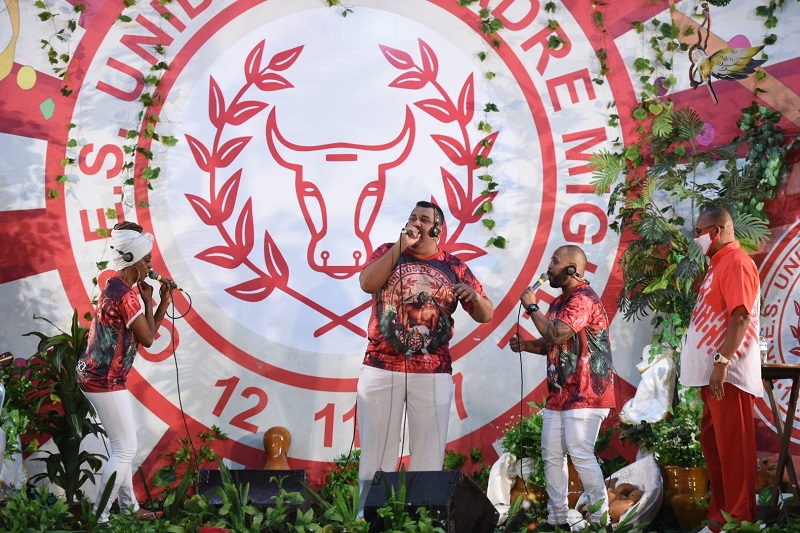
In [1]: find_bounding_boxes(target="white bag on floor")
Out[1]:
[574,454,663,529]
[486,452,540,526]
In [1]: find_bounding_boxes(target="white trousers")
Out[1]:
[85,390,140,522]
[356,365,453,512]
[541,407,609,524]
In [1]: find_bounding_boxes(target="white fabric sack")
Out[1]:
[574,454,663,529]
[486,452,540,526]
[619,345,676,425]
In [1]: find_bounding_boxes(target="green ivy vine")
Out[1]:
[581,0,795,357]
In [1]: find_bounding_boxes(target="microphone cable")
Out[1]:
[327,398,360,498]
[145,280,199,491]
[396,247,410,474]
[166,297,203,489]
[512,272,548,499]
[513,300,531,495]
[151,273,197,485]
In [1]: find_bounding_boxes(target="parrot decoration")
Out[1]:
[687,3,767,104]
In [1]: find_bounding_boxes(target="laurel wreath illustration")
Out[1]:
[184,38,496,338]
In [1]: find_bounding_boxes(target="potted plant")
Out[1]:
[22,310,106,506]
[652,387,708,530]
[756,456,778,492]
[499,400,546,493]
[0,356,36,499]
[652,387,705,467]
[1,355,35,459]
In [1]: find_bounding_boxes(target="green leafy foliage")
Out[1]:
[22,310,106,503]
[442,449,466,470]
[372,467,447,533]
[1,360,36,458]
[302,478,366,532]
[499,400,547,488]
[653,387,705,468]
[0,485,72,532]
[591,100,788,352]
[320,449,360,502]
[151,426,227,521]
[193,461,266,532]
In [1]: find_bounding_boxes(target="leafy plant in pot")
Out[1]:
[23,310,106,505]
[499,399,553,511]
[652,388,705,470]
[652,387,708,530]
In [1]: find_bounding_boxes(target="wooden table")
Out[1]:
[761,364,800,506]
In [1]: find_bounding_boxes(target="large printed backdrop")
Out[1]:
[1,0,799,491]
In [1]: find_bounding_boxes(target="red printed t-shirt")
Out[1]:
[363,244,487,374]
[680,241,762,397]
[77,276,144,392]
[543,283,614,411]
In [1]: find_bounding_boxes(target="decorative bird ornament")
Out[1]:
[689,44,766,104]
[687,3,767,104]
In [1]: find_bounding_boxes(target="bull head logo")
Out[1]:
[265,106,415,279]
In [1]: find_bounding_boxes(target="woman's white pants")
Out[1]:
[85,390,140,523]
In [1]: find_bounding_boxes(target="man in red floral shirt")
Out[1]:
[356,201,494,514]
[511,245,614,531]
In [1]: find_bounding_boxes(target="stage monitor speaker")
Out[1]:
[363,470,498,533]
[198,468,307,510]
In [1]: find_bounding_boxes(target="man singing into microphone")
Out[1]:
[356,200,494,514]
[510,245,613,531]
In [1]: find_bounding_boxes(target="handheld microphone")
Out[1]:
[148,270,182,291]
[530,272,548,292]
[401,228,417,237]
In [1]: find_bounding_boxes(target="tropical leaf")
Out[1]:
[732,211,770,247]
[589,150,625,195]
[642,264,677,294]
[674,107,705,140]
[710,141,740,160]
[651,111,674,138]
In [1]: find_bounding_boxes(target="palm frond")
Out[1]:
[651,111,675,138]
[732,211,770,249]
[710,141,740,161]
[620,291,657,321]
[674,255,704,283]
[674,107,705,140]
[590,150,626,194]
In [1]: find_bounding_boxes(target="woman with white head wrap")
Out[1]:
[77,221,172,524]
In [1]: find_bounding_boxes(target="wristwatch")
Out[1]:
[525,303,539,314]
[713,352,730,365]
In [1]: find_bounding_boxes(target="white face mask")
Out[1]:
[693,229,716,255]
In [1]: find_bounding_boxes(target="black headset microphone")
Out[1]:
[148,270,182,291]
[565,264,590,284]
[111,246,134,263]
